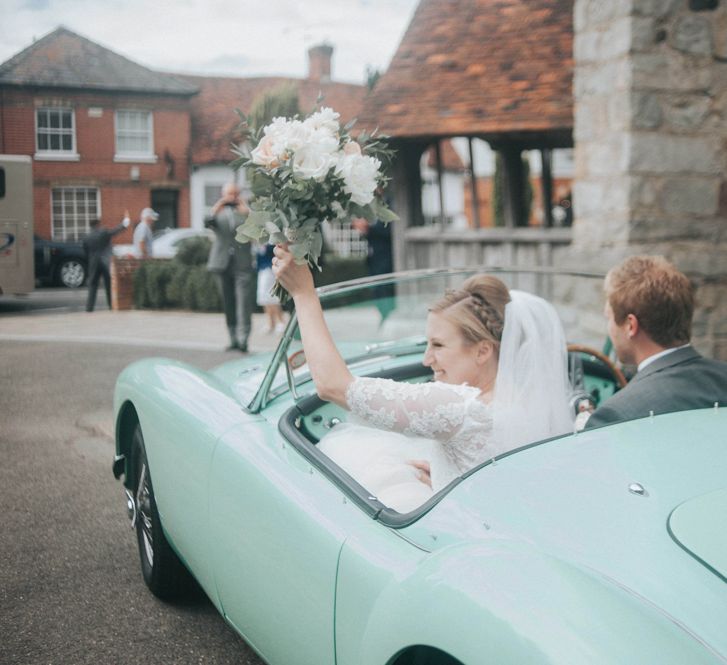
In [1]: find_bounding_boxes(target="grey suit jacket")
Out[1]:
[585,346,727,428]
[204,206,253,273]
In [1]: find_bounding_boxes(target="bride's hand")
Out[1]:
[409,459,432,488]
[272,244,315,299]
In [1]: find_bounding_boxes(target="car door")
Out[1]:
[208,420,359,665]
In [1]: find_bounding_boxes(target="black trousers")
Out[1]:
[86,261,111,312]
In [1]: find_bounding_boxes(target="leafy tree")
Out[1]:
[247,83,300,132]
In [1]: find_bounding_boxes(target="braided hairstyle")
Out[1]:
[430,275,511,349]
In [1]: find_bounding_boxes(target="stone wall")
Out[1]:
[571,0,727,359]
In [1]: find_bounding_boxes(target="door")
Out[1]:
[150,189,178,231]
[209,423,355,665]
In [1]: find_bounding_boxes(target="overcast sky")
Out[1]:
[0,0,420,84]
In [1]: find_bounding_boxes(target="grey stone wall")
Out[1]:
[572,0,727,359]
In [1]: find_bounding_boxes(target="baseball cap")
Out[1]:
[141,207,160,221]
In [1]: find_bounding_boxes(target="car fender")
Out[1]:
[342,539,722,665]
[114,357,261,605]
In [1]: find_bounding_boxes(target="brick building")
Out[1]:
[0,28,369,251]
[0,27,198,242]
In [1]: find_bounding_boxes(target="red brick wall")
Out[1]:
[0,87,193,239]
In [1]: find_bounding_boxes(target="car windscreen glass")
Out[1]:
[248,268,608,411]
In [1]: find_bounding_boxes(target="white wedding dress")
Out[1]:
[317,290,576,514]
[318,376,495,513]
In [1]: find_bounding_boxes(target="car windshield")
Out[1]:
[242,268,606,412]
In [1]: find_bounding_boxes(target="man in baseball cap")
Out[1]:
[133,208,159,258]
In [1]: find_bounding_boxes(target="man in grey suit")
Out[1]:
[205,183,254,352]
[586,255,727,428]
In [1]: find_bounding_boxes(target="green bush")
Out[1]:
[176,236,212,266]
[133,243,366,311]
[133,254,221,312]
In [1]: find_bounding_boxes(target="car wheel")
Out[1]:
[131,424,194,600]
[57,258,85,288]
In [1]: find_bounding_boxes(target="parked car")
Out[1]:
[33,235,86,288]
[112,268,727,665]
[112,227,212,259]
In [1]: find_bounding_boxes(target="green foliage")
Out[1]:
[366,66,381,91]
[247,83,300,133]
[175,236,212,266]
[132,256,221,312]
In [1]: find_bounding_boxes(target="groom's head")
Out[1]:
[604,255,694,365]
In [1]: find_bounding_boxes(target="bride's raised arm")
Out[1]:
[273,244,354,407]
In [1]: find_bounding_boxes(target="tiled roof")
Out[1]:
[180,74,369,165]
[0,27,197,95]
[358,0,573,142]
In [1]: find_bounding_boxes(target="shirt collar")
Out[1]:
[637,343,691,372]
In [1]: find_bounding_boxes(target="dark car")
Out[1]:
[34,235,86,288]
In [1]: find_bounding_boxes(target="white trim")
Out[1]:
[34,152,81,161]
[113,154,158,164]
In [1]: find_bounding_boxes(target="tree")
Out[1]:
[247,82,300,132]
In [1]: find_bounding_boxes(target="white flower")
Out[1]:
[336,153,381,205]
[250,135,279,168]
[305,107,340,134]
[292,132,339,181]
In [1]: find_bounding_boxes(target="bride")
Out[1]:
[273,247,574,512]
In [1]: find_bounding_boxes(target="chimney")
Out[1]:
[308,44,333,82]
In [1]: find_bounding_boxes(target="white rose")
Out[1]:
[336,153,381,205]
[251,135,279,168]
[281,119,311,154]
[305,107,340,134]
[292,133,339,180]
[342,140,362,156]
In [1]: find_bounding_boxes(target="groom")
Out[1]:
[585,255,727,428]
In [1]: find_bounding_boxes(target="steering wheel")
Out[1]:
[567,343,627,389]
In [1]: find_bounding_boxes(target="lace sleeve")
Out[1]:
[345,376,484,442]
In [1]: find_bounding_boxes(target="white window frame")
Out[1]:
[114,110,156,162]
[34,107,79,161]
[50,187,101,241]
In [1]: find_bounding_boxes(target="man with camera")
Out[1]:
[204,183,255,352]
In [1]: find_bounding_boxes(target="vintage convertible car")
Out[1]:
[112,268,727,665]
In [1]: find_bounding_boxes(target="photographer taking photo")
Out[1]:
[204,183,255,352]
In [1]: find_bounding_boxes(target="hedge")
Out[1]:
[132,236,369,311]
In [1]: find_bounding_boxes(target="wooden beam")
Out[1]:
[541,148,554,228]
[468,137,481,229]
[434,140,446,228]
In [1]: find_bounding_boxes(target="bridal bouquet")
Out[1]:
[233,106,398,302]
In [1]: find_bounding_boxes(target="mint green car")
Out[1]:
[112,269,727,665]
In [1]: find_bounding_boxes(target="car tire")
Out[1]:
[56,258,86,288]
[131,424,195,600]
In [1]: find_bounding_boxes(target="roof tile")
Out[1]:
[358,0,573,141]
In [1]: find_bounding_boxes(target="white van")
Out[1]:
[0,155,34,295]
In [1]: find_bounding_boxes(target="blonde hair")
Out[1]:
[606,255,694,346]
[430,274,511,348]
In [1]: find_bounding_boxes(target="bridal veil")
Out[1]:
[491,290,574,454]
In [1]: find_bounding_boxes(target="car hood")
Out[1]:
[209,352,277,406]
[404,408,727,655]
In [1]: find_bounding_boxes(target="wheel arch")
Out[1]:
[114,400,140,488]
[386,645,463,665]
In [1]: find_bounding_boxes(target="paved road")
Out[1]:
[0,286,107,314]
[0,324,268,663]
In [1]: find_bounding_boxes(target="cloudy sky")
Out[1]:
[0,0,420,84]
